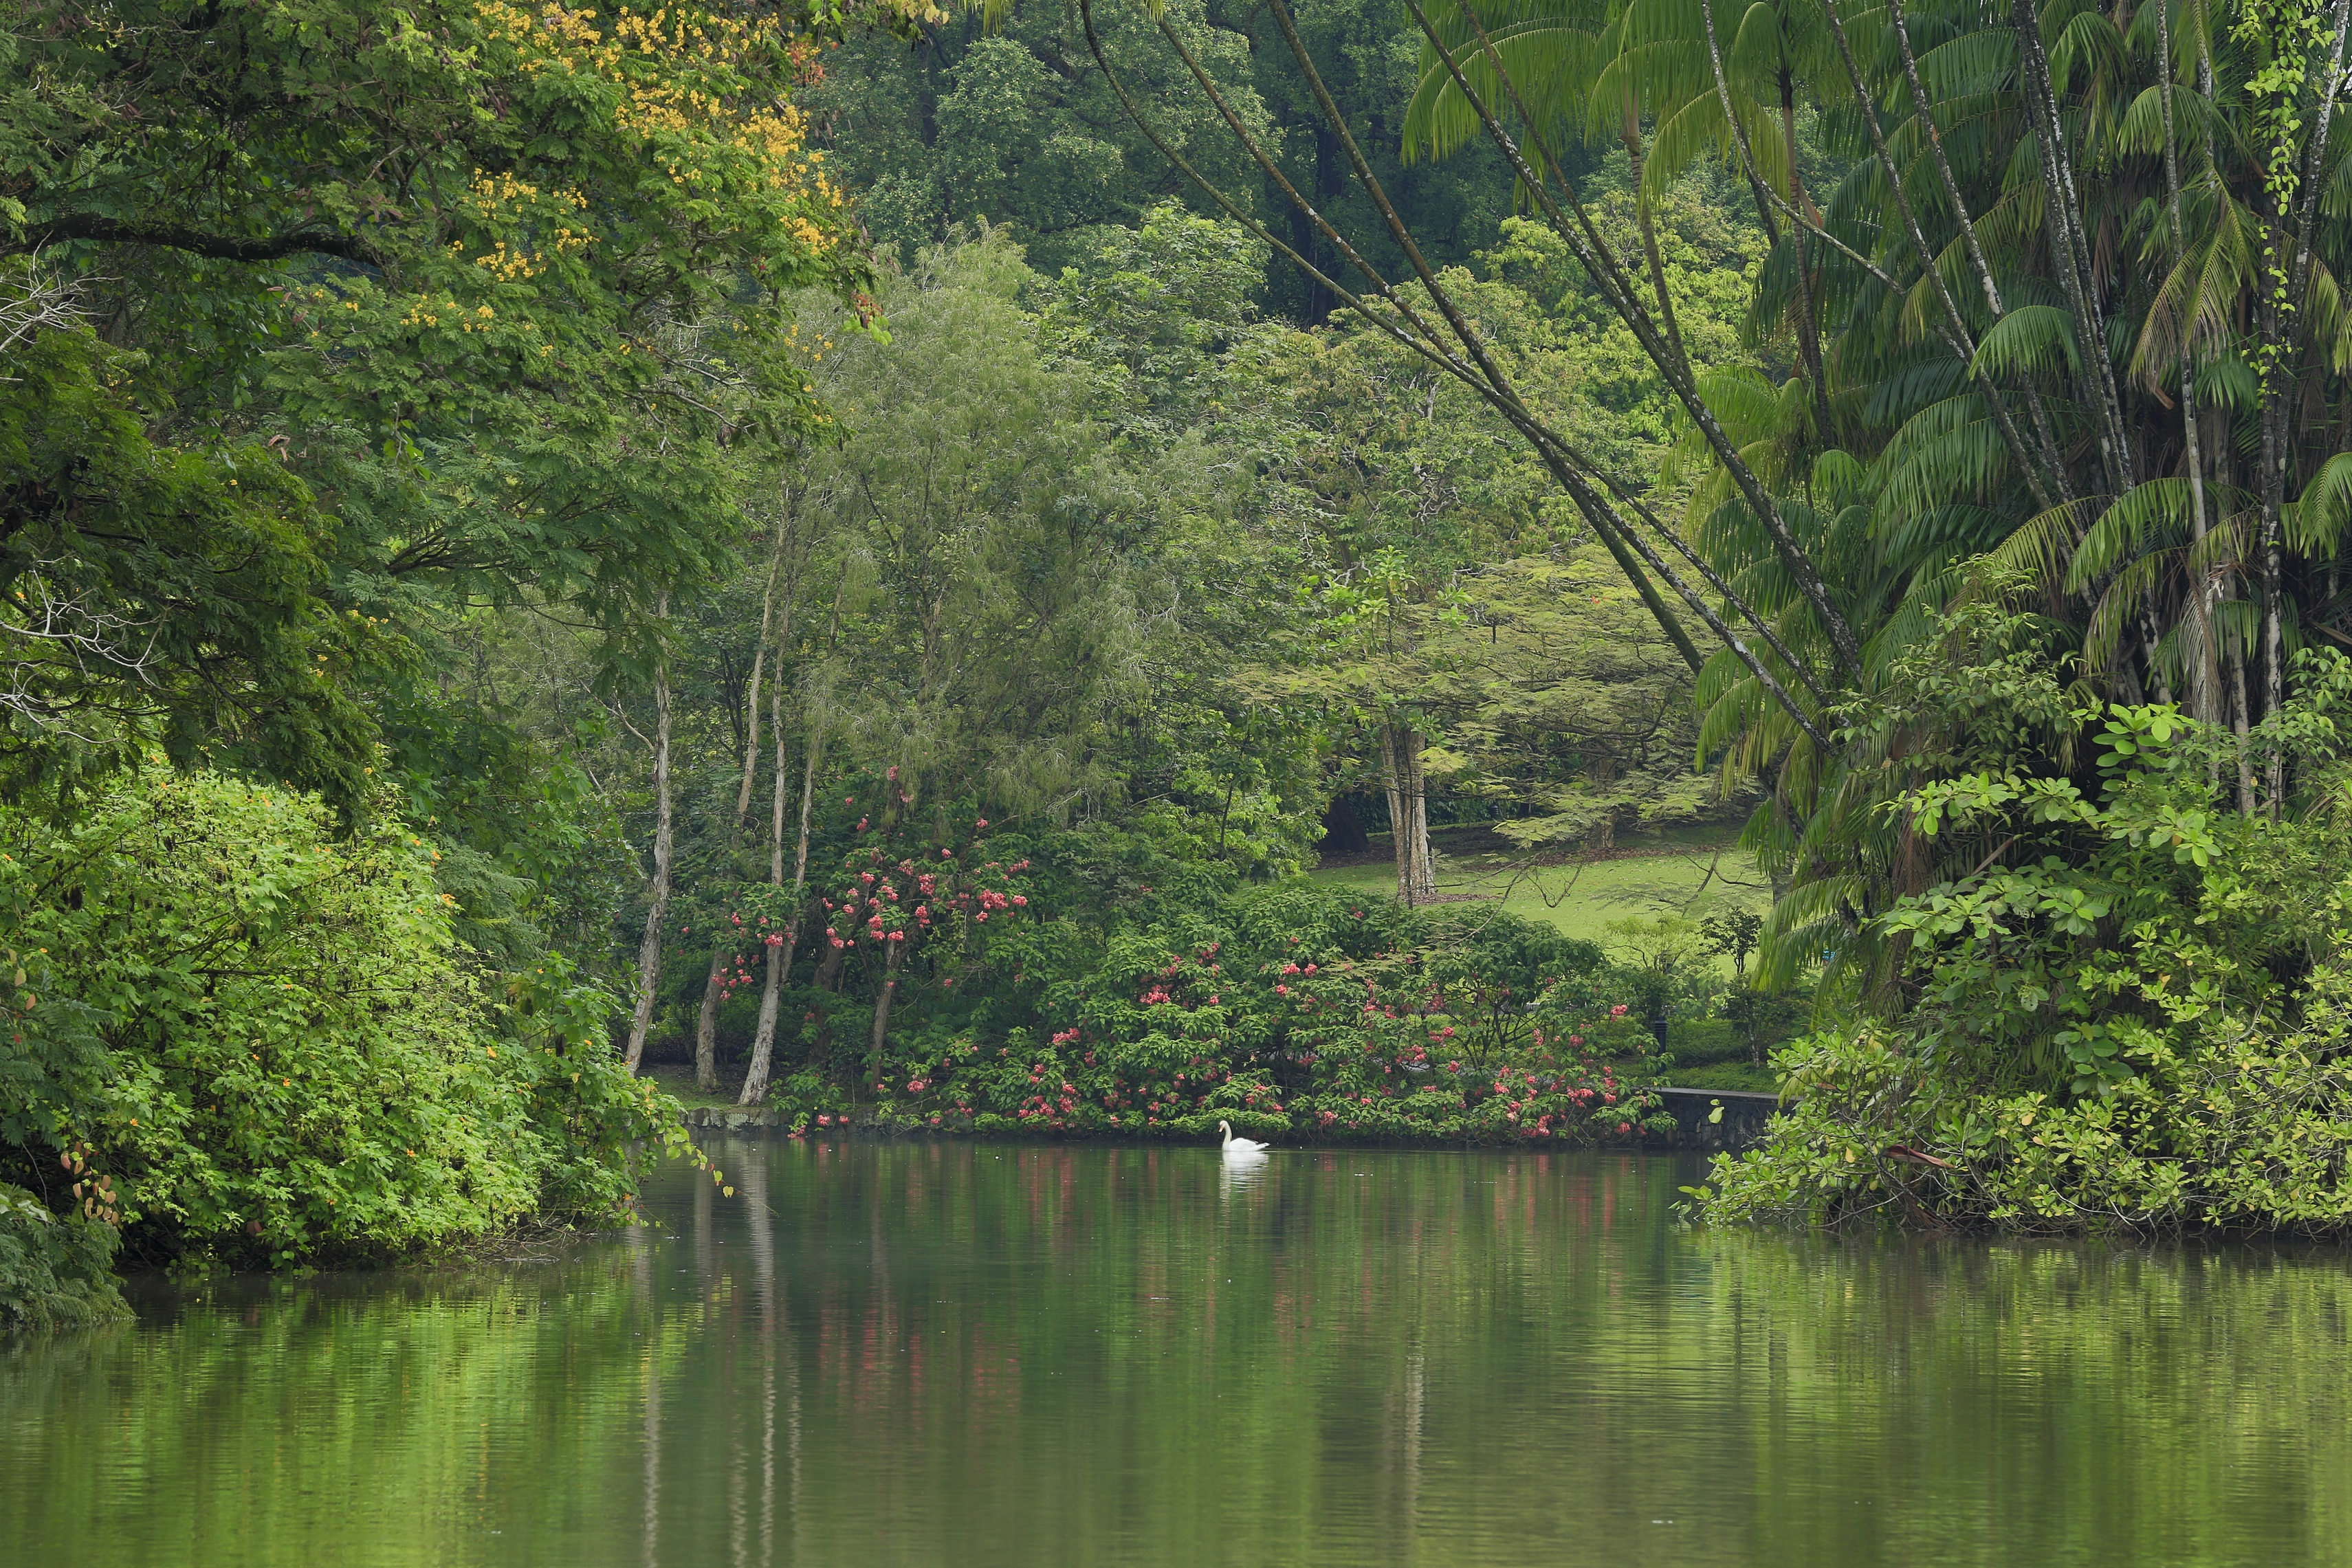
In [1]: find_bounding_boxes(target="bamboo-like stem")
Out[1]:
[2154,0,2218,724]
[1818,0,2059,512]
[1415,0,1867,682]
[1882,0,2073,496]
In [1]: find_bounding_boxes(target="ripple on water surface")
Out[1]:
[4,1138,2349,1567]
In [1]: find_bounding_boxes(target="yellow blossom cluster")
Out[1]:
[456,171,596,277]
[473,1,847,252]
[472,242,545,282]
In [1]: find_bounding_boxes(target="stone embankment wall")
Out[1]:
[1644,1087,1783,1152]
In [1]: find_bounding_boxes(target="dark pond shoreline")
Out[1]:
[677,1084,1785,1151]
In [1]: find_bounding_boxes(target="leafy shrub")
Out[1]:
[1698,670,2352,1234]
[1663,1020,1748,1066]
[841,882,1675,1144]
[0,770,686,1294]
[0,1184,124,1327]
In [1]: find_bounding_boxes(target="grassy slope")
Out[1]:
[1313,823,1784,1094]
[1309,822,1772,947]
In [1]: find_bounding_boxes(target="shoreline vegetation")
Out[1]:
[10,0,2352,1326]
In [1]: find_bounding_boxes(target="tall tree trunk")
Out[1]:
[2011,0,2133,490]
[1383,722,1437,903]
[694,526,794,1091]
[740,683,825,1106]
[866,935,905,1093]
[2154,0,2218,724]
[739,683,791,1107]
[624,591,674,1074]
[1406,747,1436,901]
[2231,639,2256,816]
[1381,723,1411,903]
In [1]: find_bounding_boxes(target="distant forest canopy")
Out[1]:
[804,0,1527,310]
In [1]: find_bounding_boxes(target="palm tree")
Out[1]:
[1078,0,2352,997]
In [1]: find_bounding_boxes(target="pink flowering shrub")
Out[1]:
[859,883,1671,1145]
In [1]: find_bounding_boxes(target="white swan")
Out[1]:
[1219,1119,1271,1156]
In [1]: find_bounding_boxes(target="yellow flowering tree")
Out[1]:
[0,0,921,791]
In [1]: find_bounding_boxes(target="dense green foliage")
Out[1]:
[0,771,688,1285]
[0,0,884,1315]
[1065,0,2352,1229]
[756,880,1675,1141]
[1699,641,2352,1231]
[8,0,2352,1324]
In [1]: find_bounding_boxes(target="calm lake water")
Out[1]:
[6,1138,2351,1567]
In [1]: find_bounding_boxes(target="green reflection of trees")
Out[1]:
[9,1145,2352,1567]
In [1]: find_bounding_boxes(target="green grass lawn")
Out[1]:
[1664,1060,1780,1093]
[1311,822,1772,949]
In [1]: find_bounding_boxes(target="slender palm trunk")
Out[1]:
[1780,80,1832,440]
[2155,0,2218,724]
[1621,102,1687,373]
[624,592,674,1074]
[2011,0,2133,489]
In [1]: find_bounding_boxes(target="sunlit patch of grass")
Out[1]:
[1310,823,1771,949]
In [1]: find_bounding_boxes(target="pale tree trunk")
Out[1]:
[740,683,824,1107]
[1406,754,1436,901]
[624,591,674,1075]
[1382,722,1437,903]
[694,528,793,1090]
[1381,724,1409,901]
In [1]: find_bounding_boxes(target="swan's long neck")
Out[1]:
[1219,1120,1231,1147]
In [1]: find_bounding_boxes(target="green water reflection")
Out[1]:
[6,1140,2351,1566]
